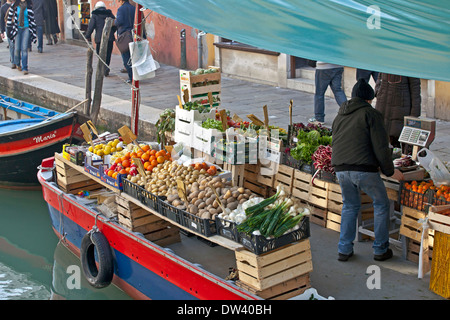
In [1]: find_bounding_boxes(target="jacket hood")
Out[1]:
[338,97,372,116]
[92,7,113,16]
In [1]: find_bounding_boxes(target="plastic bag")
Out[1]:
[417,148,450,186]
[129,40,160,80]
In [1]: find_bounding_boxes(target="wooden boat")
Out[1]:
[37,154,312,300]
[0,94,84,188]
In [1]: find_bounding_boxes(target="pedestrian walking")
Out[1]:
[356,68,379,83]
[331,79,404,262]
[6,0,37,74]
[309,61,347,125]
[84,1,116,77]
[374,73,421,150]
[1,0,13,47]
[30,0,44,52]
[43,0,58,44]
[114,0,134,83]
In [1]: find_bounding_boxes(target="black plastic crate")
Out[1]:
[122,178,143,201]
[141,188,160,211]
[317,170,337,183]
[180,210,216,237]
[215,217,240,242]
[238,216,310,255]
[159,199,183,224]
[398,180,434,212]
[281,152,302,170]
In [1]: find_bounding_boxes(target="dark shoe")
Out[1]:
[11,64,16,69]
[17,66,22,71]
[374,248,393,261]
[104,70,110,77]
[126,79,132,84]
[338,251,354,262]
[53,35,58,44]
[47,41,53,45]
[38,48,43,53]
[23,70,28,75]
[120,68,127,73]
[28,47,32,52]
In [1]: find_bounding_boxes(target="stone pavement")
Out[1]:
[0,41,448,300]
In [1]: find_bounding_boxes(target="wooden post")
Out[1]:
[90,17,113,124]
[84,47,93,116]
[131,4,144,136]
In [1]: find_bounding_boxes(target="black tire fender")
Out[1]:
[80,230,114,288]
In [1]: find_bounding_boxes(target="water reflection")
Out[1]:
[0,188,130,300]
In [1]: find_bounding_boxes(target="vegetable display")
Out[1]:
[155,109,175,146]
[311,145,333,185]
[229,185,310,238]
[202,118,226,131]
[290,123,332,165]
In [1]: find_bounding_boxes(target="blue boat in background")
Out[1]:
[0,94,85,189]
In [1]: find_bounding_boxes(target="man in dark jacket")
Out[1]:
[85,1,116,76]
[114,0,134,83]
[30,0,44,52]
[331,79,403,262]
[43,0,59,44]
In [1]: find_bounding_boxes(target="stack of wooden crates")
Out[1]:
[115,195,181,246]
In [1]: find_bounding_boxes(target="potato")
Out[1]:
[232,191,240,199]
[194,198,203,207]
[188,204,198,215]
[205,195,216,206]
[172,199,182,207]
[223,190,232,200]
[198,191,206,199]
[208,208,217,215]
[227,201,239,211]
[198,202,206,210]
[188,191,199,201]
[201,211,211,219]
[167,194,179,203]
[176,205,186,211]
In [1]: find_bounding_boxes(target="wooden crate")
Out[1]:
[273,164,294,194]
[400,206,427,242]
[406,237,434,264]
[429,231,450,299]
[236,273,310,300]
[116,195,181,246]
[179,67,221,106]
[235,239,313,291]
[291,169,312,203]
[428,205,450,235]
[55,157,102,194]
[244,162,275,189]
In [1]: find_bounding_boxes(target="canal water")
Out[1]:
[0,188,131,300]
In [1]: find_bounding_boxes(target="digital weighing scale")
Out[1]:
[398,116,436,160]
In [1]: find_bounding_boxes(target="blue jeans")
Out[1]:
[121,50,133,81]
[14,27,30,71]
[36,25,44,51]
[314,68,347,122]
[8,38,15,65]
[356,69,379,83]
[335,171,390,255]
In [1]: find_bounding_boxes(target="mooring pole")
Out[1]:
[131,4,144,136]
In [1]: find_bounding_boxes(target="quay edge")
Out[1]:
[0,65,159,141]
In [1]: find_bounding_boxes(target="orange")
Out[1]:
[137,150,144,158]
[114,158,121,165]
[150,149,157,156]
[122,159,131,168]
[146,165,154,172]
[119,169,127,175]
[155,150,164,158]
[151,159,158,167]
[125,167,131,174]
[141,152,150,161]
[157,156,165,164]
[130,152,138,158]
[107,170,114,177]
[124,152,131,160]
[141,145,150,152]
[112,172,118,179]
[164,154,171,161]
[149,155,156,163]
[144,161,151,170]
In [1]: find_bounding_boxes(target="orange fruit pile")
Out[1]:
[106,145,172,179]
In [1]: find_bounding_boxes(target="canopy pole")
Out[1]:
[131,4,144,136]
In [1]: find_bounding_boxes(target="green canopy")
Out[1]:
[135,0,450,81]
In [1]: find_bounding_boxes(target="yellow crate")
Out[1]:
[429,231,450,299]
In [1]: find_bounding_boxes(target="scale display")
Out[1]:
[398,127,431,147]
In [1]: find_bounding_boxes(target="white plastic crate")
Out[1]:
[192,121,224,155]
[173,105,215,147]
